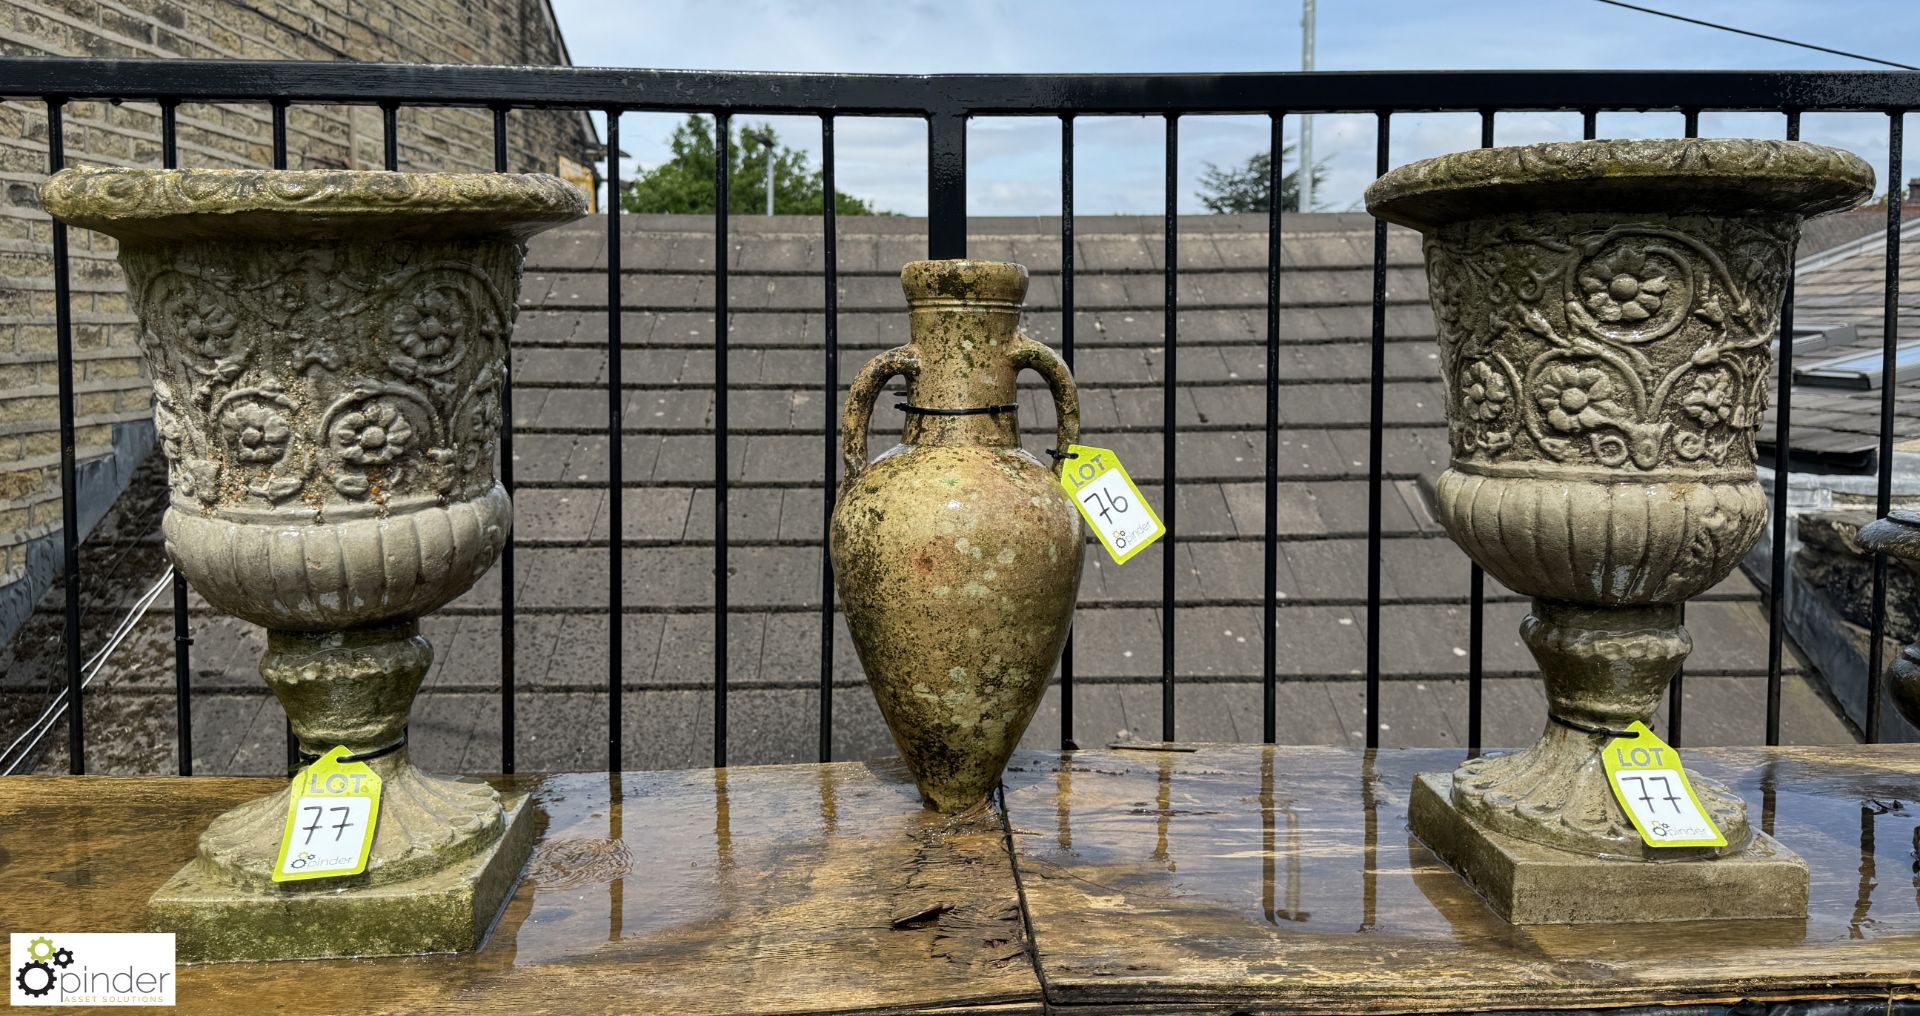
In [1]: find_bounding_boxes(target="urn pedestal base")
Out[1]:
[1410,772,1807,925]
[148,790,533,963]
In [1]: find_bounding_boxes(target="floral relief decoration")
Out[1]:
[125,241,515,511]
[1426,218,1789,474]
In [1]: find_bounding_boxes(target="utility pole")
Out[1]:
[1299,0,1315,213]
[748,129,776,215]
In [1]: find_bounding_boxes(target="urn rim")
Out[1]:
[1364,138,1874,232]
[901,259,1030,308]
[40,167,586,242]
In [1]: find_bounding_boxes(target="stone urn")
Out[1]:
[41,167,584,960]
[831,260,1083,813]
[1365,139,1873,923]
[1856,510,1920,730]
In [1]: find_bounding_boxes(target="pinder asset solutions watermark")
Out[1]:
[11,933,175,1007]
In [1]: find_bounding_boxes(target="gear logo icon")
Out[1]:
[14,959,55,998]
[15,937,66,999]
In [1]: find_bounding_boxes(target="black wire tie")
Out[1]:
[896,402,1016,416]
[292,735,407,773]
[1549,714,1639,739]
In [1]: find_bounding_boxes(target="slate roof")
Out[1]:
[1767,216,1920,462]
[2,211,1862,777]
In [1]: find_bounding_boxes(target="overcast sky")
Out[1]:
[546,0,1920,215]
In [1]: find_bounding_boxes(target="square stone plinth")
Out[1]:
[149,791,533,962]
[1409,772,1808,925]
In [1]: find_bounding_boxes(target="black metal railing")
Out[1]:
[2,59,1916,776]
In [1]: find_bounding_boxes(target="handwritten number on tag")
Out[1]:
[1601,721,1725,849]
[1058,444,1165,565]
[274,746,383,882]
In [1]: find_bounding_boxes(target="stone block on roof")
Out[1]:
[653,611,769,688]
[1019,683,1132,751]
[1182,541,1267,602]
[511,487,603,543]
[680,486,785,542]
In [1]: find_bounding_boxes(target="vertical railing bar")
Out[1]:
[160,101,179,165]
[49,98,83,775]
[1161,113,1178,744]
[273,99,296,774]
[819,114,837,764]
[605,110,623,772]
[1765,109,1801,747]
[1060,114,1078,751]
[1867,111,1905,745]
[1583,109,1598,141]
[1263,111,1282,744]
[381,103,398,170]
[270,100,288,168]
[926,112,968,260]
[1364,111,1390,751]
[715,112,732,768]
[1468,109,1494,755]
[493,105,517,775]
[1668,108,1701,747]
[162,99,192,777]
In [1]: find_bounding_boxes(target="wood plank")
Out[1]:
[999,743,1920,1013]
[0,762,1040,1015]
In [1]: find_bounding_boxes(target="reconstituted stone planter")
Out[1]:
[41,167,584,960]
[1366,139,1874,923]
[830,260,1083,814]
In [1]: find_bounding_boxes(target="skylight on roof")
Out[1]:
[1795,341,1920,391]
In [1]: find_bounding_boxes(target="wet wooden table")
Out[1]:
[4,745,1920,1014]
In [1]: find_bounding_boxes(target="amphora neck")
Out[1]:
[898,259,1030,449]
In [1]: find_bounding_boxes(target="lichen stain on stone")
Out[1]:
[832,259,1084,813]
[43,169,585,957]
[1369,139,1866,891]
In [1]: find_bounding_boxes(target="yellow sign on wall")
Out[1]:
[558,155,598,214]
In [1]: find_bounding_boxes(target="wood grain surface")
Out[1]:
[0,761,1038,1015]
[1000,743,1920,1014]
[6,745,1920,1013]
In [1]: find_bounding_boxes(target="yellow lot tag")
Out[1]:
[1602,721,1725,849]
[273,745,383,882]
[1058,444,1165,565]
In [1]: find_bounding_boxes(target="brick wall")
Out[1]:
[0,0,596,639]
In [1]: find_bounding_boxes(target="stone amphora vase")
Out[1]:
[831,260,1083,813]
[1365,139,1872,924]
[41,167,584,960]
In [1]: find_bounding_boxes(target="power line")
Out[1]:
[1590,0,1919,72]
[0,567,173,775]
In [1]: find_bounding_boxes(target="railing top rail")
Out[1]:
[2,58,1919,114]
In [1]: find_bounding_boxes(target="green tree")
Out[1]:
[1196,145,1327,214]
[620,115,883,215]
